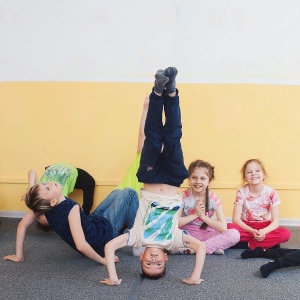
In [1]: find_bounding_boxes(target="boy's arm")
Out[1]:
[21,169,39,201]
[181,234,206,285]
[3,211,36,262]
[68,205,108,265]
[100,233,129,286]
[136,93,149,153]
[28,169,38,187]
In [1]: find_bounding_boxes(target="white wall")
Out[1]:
[0,0,300,84]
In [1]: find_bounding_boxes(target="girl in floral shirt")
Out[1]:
[228,159,290,249]
[172,160,240,255]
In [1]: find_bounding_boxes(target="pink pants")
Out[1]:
[181,225,240,254]
[227,221,291,250]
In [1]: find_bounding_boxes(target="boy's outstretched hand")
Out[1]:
[100,278,122,286]
[182,278,204,285]
[3,254,24,262]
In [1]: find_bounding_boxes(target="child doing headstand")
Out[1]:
[101,67,206,286]
[172,159,240,255]
[227,159,290,250]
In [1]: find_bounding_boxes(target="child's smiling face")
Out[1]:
[189,167,210,195]
[244,161,265,185]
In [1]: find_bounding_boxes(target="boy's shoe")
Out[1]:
[154,70,169,94]
[213,249,225,255]
[165,67,178,93]
[241,247,267,259]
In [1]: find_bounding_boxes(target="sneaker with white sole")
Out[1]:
[214,249,225,255]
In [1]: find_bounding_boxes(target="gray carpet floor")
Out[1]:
[1,217,300,300]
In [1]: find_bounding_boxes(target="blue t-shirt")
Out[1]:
[45,198,113,257]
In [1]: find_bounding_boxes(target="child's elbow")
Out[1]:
[28,169,35,176]
[104,241,114,253]
[232,216,239,224]
[74,240,89,253]
[272,219,280,228]
[196,240,206,252]
[75,243,86,253]
[219,224,227,232]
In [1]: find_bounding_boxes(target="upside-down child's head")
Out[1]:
[139,247,168,279]
[25,182,63,213]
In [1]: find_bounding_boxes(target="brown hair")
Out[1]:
[240,159,267,184]
[24,184,52,213]
[188,160,215,230]
[188,160,215,182]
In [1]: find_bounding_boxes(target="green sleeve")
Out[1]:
[40,162,78,196]
[116,153,143,198]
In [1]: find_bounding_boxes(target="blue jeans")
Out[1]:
[137,90,188,187]
[90,188,139,238]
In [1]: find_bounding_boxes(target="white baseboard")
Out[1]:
[0,211,27,218]
[278,219,300,227]
[1,211,299,227]
[226,217,300,227]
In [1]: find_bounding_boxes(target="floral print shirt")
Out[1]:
[234,184,281,222]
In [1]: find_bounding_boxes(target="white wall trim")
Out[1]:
[278,219,300,227]
[225,218,300,227]
[0,211,28,218]
[1,211,299,227]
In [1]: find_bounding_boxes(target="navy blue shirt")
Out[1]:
[45,198,113,257]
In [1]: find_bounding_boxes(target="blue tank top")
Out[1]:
[45,198,113,257]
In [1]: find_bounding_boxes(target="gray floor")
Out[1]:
[1,217,300,300]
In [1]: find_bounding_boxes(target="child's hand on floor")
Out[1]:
[3,254,24,262]
[100,278,122,286]
[182,277,204,285]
